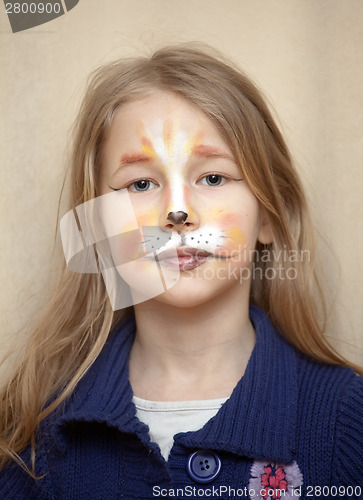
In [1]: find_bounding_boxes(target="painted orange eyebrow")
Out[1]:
[191,144,233,160]
[111,152,153,178]
[119,152,153,165]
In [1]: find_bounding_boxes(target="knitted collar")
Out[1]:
[54,305,298,463]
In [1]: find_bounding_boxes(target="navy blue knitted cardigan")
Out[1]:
[0,306,362,499]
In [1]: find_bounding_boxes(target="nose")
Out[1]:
[162,208,199,233]
[160,181,199,232]
[167,211,188,225]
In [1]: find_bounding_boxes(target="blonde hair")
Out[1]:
[1,43,361,475]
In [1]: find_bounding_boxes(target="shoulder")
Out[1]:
[333,370,363,487]
[0,315,137,500]
[250,304,361,421]
[293,340,362,430]
[294,350,363,487]
[295,349,360,402]
[288,335,362,446]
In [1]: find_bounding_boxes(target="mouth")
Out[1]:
[156,246,213,271]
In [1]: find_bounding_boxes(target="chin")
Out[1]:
[148,269,244,309]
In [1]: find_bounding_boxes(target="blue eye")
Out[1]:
[200,174,225,186]
[129,180,157,192]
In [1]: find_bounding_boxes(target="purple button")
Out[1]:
[187,450,222,484]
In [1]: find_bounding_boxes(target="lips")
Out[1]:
[156,246,212,271]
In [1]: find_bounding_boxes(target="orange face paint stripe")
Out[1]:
[163,119,175,157]
[140,136,157,160]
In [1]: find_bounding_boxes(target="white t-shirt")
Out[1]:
[133,396,228,460]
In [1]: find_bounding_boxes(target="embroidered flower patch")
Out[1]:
[248,460,303,499]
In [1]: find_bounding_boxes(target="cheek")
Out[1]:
[225,226,246,248]
[109,205,160,264]
[115,209,160,260]
[135,207,159,227]
[219,213,247,250]
[108,229,146,265]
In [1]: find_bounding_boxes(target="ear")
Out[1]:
[257,207,274,244]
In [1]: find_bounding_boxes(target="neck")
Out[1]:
[129,284,255,401]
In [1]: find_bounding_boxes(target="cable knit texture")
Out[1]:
[0,306,362,499]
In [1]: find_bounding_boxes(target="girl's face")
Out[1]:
[99,91,272,308]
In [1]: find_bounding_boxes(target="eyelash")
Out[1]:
[110,173,233,192]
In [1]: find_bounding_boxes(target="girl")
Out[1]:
[0,45,362,500]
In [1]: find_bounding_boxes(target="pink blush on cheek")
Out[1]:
[217,213,243,226]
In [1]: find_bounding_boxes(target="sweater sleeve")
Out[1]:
[333,373,363,493]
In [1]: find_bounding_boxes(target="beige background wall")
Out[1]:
[1,0,362,364]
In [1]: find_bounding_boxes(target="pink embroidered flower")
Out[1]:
[260,465,288,497]
[249,461,303,500]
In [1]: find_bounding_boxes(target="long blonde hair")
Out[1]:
[1,43,361,475]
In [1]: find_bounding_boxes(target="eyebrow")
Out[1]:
[119,152,153,165]
[191,144,234,160]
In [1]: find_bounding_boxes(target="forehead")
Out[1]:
[103,90,232,154]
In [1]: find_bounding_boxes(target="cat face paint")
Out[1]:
[99,91,266,308]
[133,123,247,262]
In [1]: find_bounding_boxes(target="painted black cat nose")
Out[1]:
[167,211,188,224]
